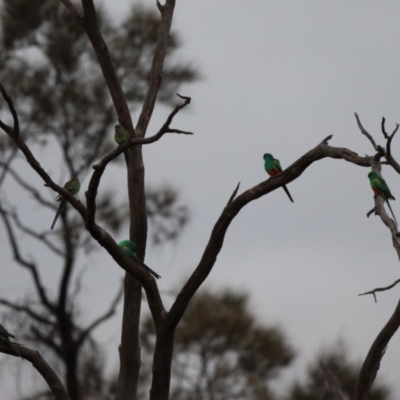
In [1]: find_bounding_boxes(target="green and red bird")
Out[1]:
[50,175,81,230]
[368,171,398,225]
[263,153,294,202]
[114,124,130,167]
[118,240,161,279]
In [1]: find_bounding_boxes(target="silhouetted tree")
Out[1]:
[0,1,195,399]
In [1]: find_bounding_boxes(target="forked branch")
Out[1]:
[359,279,400,303]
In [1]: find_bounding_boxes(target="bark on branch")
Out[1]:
[354,297,400,400]
[0,343,71,400]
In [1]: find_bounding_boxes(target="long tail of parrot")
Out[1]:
[386,200,398,226]
[51,199,66,230]
[135,259,161,279]
[282,185,294,203]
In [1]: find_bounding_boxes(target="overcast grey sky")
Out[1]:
[2,0,400,398]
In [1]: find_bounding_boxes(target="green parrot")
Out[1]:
[118,240,161,279]
[368,171,397,225]
[50,175,81,230]
[263,153,294,202]
[114,124,130,167]
[0,324,23,360]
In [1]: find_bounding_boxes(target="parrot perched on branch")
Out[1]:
[368,171,398,225]
[114,124,130,167]
[263,153,294,202]
[50,175,80,230]
[0,323,23,360]
[118,240,161,279]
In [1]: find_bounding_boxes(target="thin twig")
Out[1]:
[355,113,378,151]
[0,83,20,136]
[359,279,400,303]
[136,0,177,136]
[385,121,400,173]
[227,182,240,204]
[381,117,389,139]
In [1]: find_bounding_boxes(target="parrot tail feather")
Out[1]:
[51,200,66,230]
[282,185,294,203]
[136,260,161,279]
[386,200,398,226]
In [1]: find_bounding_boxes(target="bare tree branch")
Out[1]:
[136,0,177,137]
[0,342,71,400]
[355,113,379,152]
[354,297,400,400]
[359,279,400,303]
[0,83,20,136]
[381,117,389,139]
[0,149,18,188]
[385,121,400,174]
[227,182,241,204]
[77,0,134,133]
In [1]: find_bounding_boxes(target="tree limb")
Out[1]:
[354,297,400,400]
[0,83,20,136]
[78,0,134,133]
[359,279,400,303]
[0,342,71,400]
[136,0,177,137]
[355,113,379,152]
